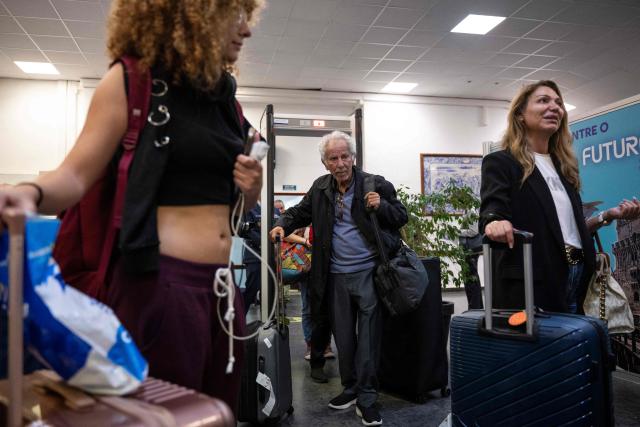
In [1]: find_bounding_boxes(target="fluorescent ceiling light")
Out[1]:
[451,14,506,35]
[564,103,576,112]
[381,82,417,93]
[14,61,59,75]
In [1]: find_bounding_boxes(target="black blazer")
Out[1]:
[479,150,595,313]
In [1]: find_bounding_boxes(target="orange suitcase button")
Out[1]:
[508,311,527,326]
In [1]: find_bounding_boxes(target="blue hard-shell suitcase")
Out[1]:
[450,231,615,427]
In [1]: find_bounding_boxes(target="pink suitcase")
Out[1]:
[0,211,235,427]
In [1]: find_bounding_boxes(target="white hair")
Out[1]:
[318,130,356,162]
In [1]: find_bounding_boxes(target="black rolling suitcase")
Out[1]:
[379,257,450,402]
[449,231,615,426]
[238,237,293,424]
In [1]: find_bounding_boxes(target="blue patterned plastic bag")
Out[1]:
[0,217,147,394]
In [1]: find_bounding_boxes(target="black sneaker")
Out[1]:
[356,403,382,426]
[310,366,328,383]
[328,392,357,409]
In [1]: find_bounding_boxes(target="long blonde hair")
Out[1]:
[106,0,262,90]
[501,80,580,190]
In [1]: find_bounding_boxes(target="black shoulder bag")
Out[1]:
[365,177,429,316]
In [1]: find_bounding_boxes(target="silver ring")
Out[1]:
[151,79,168,97]
[154,136,171,148]
[148,105,170,126]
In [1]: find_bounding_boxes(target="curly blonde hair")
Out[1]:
[106,0,262,90]
[501,80,580,190]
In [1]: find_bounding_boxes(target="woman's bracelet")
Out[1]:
[16,182,43,207]
[596,210,610,227]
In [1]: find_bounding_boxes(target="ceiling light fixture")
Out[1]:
[564,103,576,112]
[14,61,59,75]
[381,82,417,93]
[451,14,506,35]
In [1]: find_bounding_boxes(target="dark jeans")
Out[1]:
[300,279,312,342]
[462,253,483,309]
[459,236,484,310]
[310,310,331,366]
[243,261,261,314]
[104,254,246,415]
[565,261,584,314]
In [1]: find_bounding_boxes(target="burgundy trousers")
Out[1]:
[104,254,246,414]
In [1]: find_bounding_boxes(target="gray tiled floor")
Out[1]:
[241,291,451,427]
[240,290,640,426]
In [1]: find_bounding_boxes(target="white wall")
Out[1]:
[0,78,505,294]
[240,95,509,197]
[363,101,507,194]
[0,79,508,196]
[239,103,349,195]
[273,135,326,193]
[0,78,81,184]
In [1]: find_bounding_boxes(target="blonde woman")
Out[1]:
[0,0,264,413]
[481,80,639,313]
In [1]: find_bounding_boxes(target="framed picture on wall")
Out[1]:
[421,154,482,213]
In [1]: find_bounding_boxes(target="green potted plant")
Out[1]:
[397,182,480,288]
[397,182,480,334]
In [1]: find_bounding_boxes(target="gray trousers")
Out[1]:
[328,267,381,407]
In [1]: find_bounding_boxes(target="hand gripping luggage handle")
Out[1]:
[3,210,26,427]
[482,230,534,336]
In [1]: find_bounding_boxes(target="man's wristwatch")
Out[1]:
[597,211,610,226]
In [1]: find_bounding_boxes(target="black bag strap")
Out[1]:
[364,176,389,265]
[594,230,604,253]
[369,211,389,265]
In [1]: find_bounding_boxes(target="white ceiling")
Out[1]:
[2,0,640,116]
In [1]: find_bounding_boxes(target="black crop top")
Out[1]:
[156,75,244,206]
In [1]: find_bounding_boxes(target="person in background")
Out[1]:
[481,80,640,314]
[275,201,335,359]
[0,0,263,415]
[274,199,286,215]
[240,200,279,314]
[270,131,407,427]
[458,222,484,309]
[284,226,335,361]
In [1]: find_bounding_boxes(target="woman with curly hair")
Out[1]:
[481,80,640,313]
[0,0,264,413]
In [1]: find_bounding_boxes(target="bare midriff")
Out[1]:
[157,205,232,264]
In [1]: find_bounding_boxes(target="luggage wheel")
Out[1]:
[440,386,451,397]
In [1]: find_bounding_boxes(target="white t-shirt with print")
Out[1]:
[533,153,582,248]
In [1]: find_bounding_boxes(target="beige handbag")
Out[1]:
[583,232,634,334]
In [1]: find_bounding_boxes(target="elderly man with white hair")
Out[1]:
[270,130,407,426]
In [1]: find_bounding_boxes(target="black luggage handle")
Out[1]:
[273,235,286,330]
[482,230,535,337]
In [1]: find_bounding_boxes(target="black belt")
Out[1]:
[564,245,584,265]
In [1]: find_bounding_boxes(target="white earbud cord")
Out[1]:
[213,192,279,374]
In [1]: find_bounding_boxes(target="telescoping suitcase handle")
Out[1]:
[273,235,285,329]
[3,210,26,427]
[482,229,535,336]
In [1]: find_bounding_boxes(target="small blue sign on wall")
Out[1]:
[282,185,297,191]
